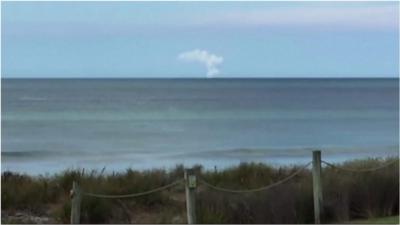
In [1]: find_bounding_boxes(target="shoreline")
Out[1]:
[1,149,400,176]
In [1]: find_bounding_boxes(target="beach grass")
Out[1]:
[349,215,399,224]
[1,157,398,224]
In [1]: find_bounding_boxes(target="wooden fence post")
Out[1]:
[70,181,81,224]
[184,168,197,224]
[312,150,323,224]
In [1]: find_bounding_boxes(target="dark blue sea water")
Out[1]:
[1,78,399,174]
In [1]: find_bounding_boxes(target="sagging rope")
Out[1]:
[198,162,312,194]
[80,158,398,198]
[322,159,399,173]
[83,179,184,199]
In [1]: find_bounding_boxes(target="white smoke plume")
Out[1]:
[178,49,223,78]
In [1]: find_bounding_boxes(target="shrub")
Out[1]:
[1,157,398,224]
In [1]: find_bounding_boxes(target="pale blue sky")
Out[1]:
[2,1,399,78]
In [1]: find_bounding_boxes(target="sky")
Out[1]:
[1,1,399,78]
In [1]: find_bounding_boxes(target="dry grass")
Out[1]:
[2,157,398,224]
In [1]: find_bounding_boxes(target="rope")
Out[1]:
[198,162,311,194]
[83,179,183,199]
[322,159,399,173]
[80,158,398,198]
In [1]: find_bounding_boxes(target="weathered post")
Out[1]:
[70,181,81,224]
[184,168,197,224]
[312,150,323,224]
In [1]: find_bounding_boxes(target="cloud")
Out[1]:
[199,5,398,30]
[178,49,223,78]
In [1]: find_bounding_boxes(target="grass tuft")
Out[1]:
[2,157,398,224]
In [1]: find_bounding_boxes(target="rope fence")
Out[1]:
[322,159,399,173]
[82,179,184,199]
[198,162,311,194]
[69,151,399,224]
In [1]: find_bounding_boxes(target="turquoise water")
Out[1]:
[1,78,399,174]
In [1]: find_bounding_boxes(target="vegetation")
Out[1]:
[1,157,399,224]
[349,215,399,224]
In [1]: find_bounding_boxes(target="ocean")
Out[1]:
[1,78,399,175]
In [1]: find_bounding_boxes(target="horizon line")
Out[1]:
[1,76,398,79]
